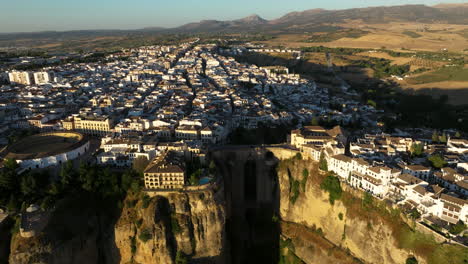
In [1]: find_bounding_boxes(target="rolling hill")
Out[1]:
[1,3,468,49]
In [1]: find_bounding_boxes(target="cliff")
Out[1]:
[112,189,226,264]
[8,187,226,264]
[277,157,466,264]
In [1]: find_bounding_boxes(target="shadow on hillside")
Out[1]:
[404,87,468,106]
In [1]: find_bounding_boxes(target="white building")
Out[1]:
[33,71,54,84]
[8,71,34,85]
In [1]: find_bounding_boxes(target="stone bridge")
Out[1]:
[210,145,298,264]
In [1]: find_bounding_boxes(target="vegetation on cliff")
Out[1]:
[320,175,342,205]
[277,158,467,264]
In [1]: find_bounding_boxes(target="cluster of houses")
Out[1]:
[3,41,465,229]
[293,126,468,226]
[1,42,379,185]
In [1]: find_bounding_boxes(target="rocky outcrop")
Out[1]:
[9,211,105,264]
[278,161,410,263]
[114,189,226,264]
[8,187,226,264]
[277,158,466,264]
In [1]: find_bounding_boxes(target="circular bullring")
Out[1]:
[6,132,90,168]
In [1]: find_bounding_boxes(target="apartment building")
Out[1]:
[8,71,34,85]
[62,115,114,136]
[33,71,54,84]
[291,125,346,150]
[144,151,185,190]
[175,125,199,141]
[402,164,432,182]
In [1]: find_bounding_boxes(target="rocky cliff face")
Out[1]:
[8,187,226,264]
[113,189,226,264]
[277,158,465,264]
[278,160,411,263]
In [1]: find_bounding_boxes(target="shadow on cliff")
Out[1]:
[213,149,280,264]
[39,192,123,264]
[153,196,178,260]
[0,216,13,264]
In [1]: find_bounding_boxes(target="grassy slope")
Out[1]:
[407,67,468,84]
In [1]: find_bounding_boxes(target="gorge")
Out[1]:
[1,146,466,264]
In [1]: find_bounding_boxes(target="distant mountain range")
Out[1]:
[169,4,468,33]
[1,4,468,41]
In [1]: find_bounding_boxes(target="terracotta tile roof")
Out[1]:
[440,193,467,206]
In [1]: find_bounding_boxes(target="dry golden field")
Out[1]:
[258,22,468,52]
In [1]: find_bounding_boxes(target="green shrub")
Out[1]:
[410,143,424,157]
[406,256,418,264]
[171,216,181,233]
[338,213,343,221]
[448,221,466,235]
[290,180,300,204]
[362,192,373,210]
[408,208,421,220]
[175,251,188,264]
[272,215,279,223]
[320,175,342,205]
[428,155,447,169]
[319,152,328,171]
[141,194,151,209]
[402,31,422,38]
[130,235,137,254]
[316,228,324,236]
[136,218,143,228]
[295,153,303,160]
[138,228,152,243]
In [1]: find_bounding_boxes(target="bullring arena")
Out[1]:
[5,132,90,169]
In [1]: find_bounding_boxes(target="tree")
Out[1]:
[6,195,19,212]
[20,173,37,196]
[121,170,135,192]
[310,117,319,126]
[47,182,62,196]
[189,169,202,186]
[410,143,424,157]
[367,99,377,108]
[319,152,328,171]
[455,131,461,138]
[132,156,149,174]
[0,170,15,191]
[208,160,216,174]
[428,155,447,169]
[448,220,466,235]
[3,158,18,170]
[439,133,447,143]
[60,160,74,186]
[432,131,439,142]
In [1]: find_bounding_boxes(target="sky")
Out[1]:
[1,0,467,33]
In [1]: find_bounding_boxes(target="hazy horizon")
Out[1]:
[1,0,467,33]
